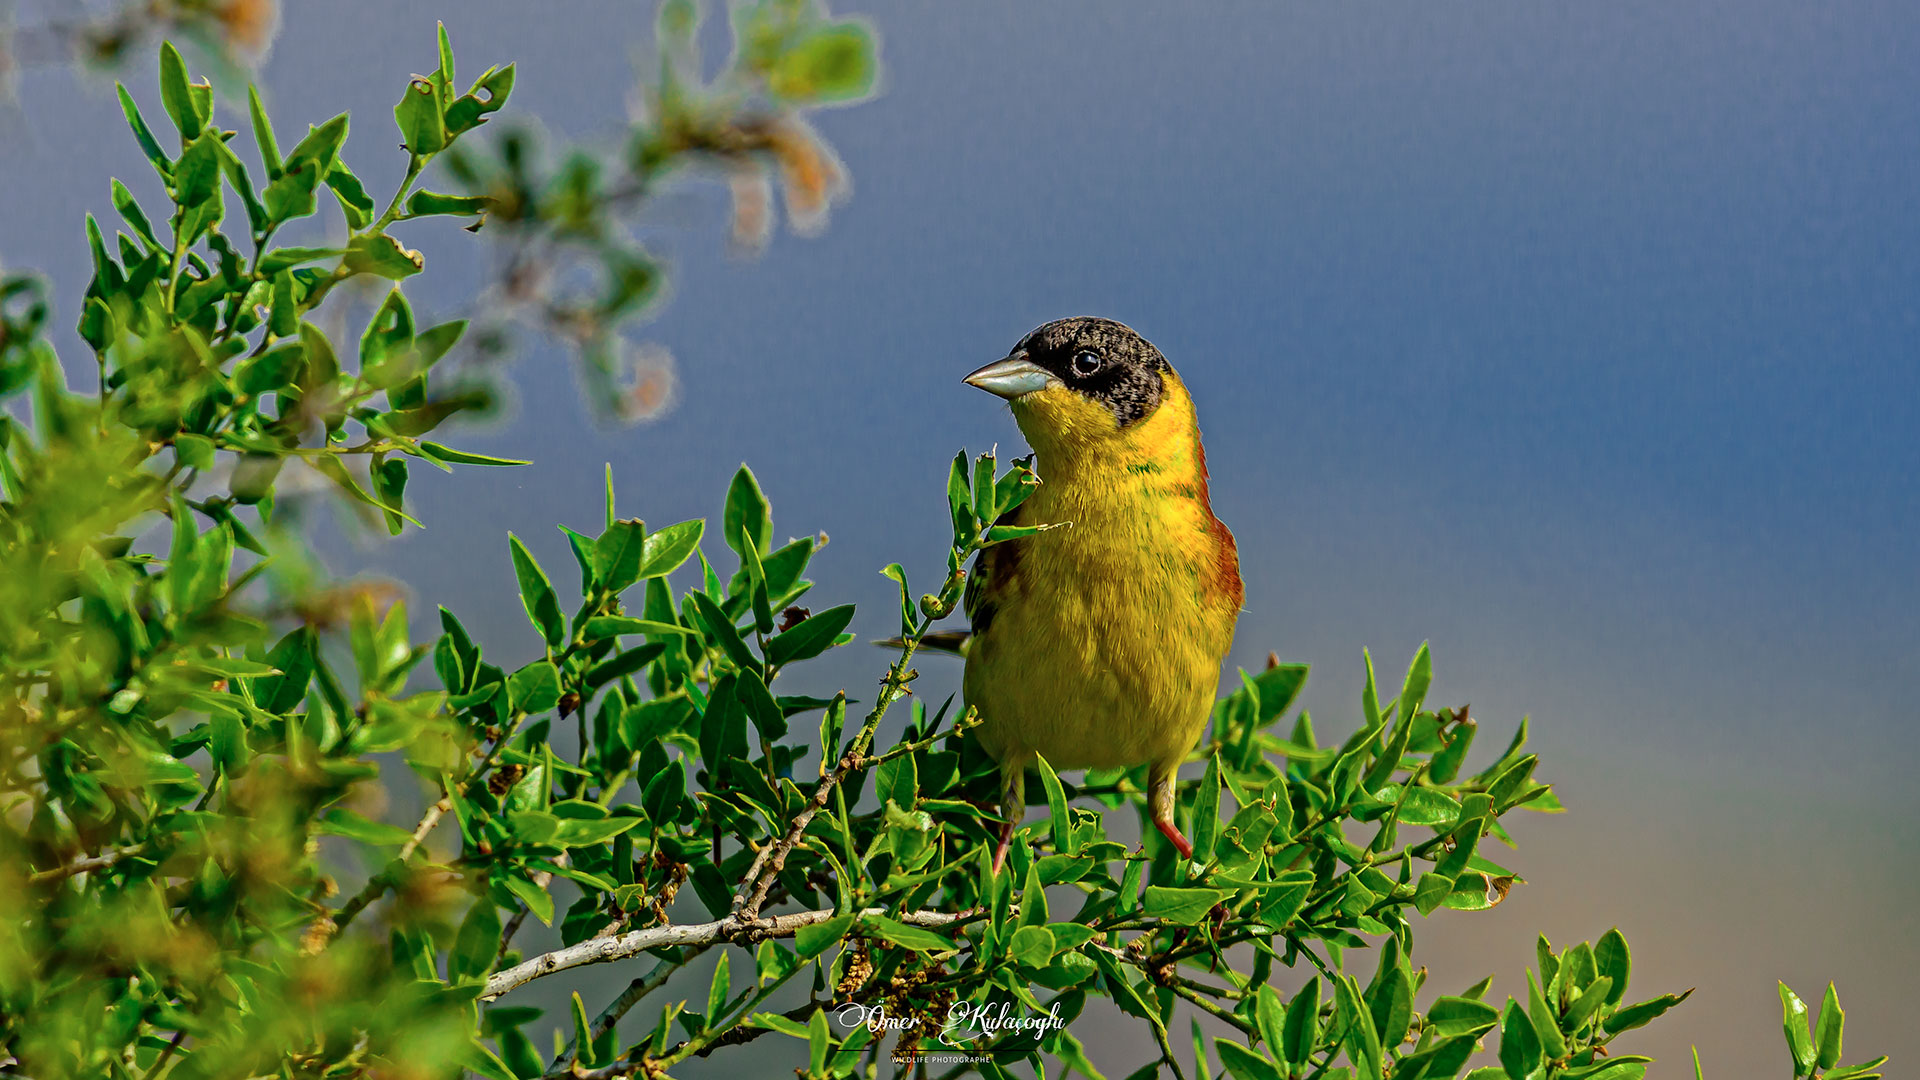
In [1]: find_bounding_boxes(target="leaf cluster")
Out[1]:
[433,0,883,420]
[0,13,1888,1080]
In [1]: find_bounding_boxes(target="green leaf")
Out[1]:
[394,76,448,155]
[593,519,646,593]
[234,342,307,396]
[1361,647,1383,730]
[326,163,376,228]
[1825,1056,1888,1079]
[1336,975,1384,1080]
[247,84,281,176]
[1499,998,1542,1080]
[691,590,759,673]
[1398,641,1432,723]
[1249,662,1310,726]
[1527,969,1567,1060]
[208,709,248,774]
[1815,983,1844,1070]
[876,752,917,811]
[1603,989,1693,1035]
[1192,752,1222,861]
[1369,963,1415,1049]
[750,1012,812,1039]
[1780,982,1816,1075]
[1425,996,1501,1039]
[1413,872,1455,916]
[109,180,159,251]
[449,901,501,981]
[370,455,409,535]
[794,914,854,960]
[316,808,413,847]
[733,668,786,740]
[583,616,695,638]
[769,22,879,103]
[983,522,1061,544]
[707,951,731,1025]
[1142,886,1230,925]
[1008,925,1056,969]
[1578,1063,1652,1080]
[508,534,566,648]
[504,874,554,925]
[638,520,704,578]
[256,246,343,275]
[116,84,170,177]
[861,915,955,954]
[158,42,204,142]
[446,63,515,134]
[583,645,665,693]
[808,1005,831,1076]
[765,604,855,666]
[1281,976,1320,1065]
[418,441,530,467]
[406,190,490,217]
[1035,753,1076,855]
[344,234,424,280]
[1562,976,1614,1034]
[508,661,562,714]
[1595,927,1632,1008]
[1214,1038,1284,1080]
[722,464,772,557]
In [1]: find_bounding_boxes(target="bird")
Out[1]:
[960,317,1242,872]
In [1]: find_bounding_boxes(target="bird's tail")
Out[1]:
[872,630,972,658]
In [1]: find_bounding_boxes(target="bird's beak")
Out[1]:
[964,353,1058,400]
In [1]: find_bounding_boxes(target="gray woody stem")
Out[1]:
[482,906,970,1001]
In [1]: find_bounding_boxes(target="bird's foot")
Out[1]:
[1155,818,1194,861]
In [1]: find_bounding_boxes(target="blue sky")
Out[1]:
[3,1,1915,1073]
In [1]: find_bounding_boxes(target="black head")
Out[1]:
[1008,317,1171,428]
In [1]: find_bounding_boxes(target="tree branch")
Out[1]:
[483,906,972,1001]
[332,794,455,934]
[399,797,450,862]
[27,846,141,884]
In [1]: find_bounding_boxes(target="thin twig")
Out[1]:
[731,743,859,920]
[483,906,972,1001]
[733,632,961,920]
[332,795,455,934]
[546,950,703,1075]
[27,847,141,884]
[398,798,450,862]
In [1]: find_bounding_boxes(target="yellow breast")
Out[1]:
[963,374,1241,775]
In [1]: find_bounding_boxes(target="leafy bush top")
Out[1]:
[0,11,1885,1080]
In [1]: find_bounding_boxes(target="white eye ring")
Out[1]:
[1070,351,1103,377]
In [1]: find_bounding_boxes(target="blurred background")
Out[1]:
[3,1,1915,1075]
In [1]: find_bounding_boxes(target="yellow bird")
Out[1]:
[961,317,1242,869]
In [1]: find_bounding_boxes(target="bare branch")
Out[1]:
[483,906,973,1001]
[397,797,450,862]
[27,847,141,884]
[333,795,455,934]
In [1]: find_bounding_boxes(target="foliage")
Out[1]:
[0,13,1888,1080]
[438,0,880,420]
[0,0,277,76]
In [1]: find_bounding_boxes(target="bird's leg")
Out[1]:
[991,761,1026,875]
[1148,762,1194,861]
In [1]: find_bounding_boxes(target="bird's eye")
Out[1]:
[1070,351,1103,377]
